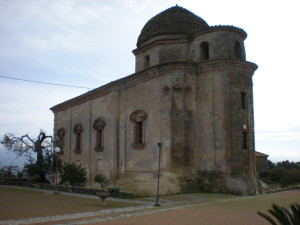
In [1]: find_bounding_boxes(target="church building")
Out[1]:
[51,6,258,196]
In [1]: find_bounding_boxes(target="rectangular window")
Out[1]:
[241,92,247,109]
[242,132,248,149]
[96,129,103,149]
[76,133,81,151]
[135,121,143,144]
[144,55,150,69]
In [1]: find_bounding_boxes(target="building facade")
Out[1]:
[51,6,258,196]
[255,151,269,173]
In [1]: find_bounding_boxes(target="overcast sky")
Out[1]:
[0,0,299,168]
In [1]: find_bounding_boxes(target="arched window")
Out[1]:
[241,92,247,109]
[93,119,106,152]
[235,41,243,59]
[73,124,83,153]
[200,41,209,61]
[55,128,65,154]
[130,109,147,149]
[144,55,150,69]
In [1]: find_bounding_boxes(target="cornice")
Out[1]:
[197,59,258,74]
[132,36,189,55]
[50,61,197,113]
[192,25,247,40]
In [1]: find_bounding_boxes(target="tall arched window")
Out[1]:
[93,118,106,152]
[200,41,209,61]
[73,124,83,153]
[56,128,65,155]
[130,109,147,150]
[144,55,150,69]
[235,41,243,59]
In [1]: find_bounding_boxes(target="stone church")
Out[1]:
[51,6,258,196]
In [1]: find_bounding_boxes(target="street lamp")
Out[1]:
[154,143,162,206]
[54,146,60,194]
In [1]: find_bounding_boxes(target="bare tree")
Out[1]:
[1,131,52,182]
[0,165,19,177]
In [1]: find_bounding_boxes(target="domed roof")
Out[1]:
[137,6,209,47]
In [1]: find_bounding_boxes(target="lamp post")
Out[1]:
[154,143,162,206]
[54,147,60,194]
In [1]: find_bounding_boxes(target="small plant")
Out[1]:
[94,173,109,206]
[257,203,300,225]
[59,163,87,187]
[94,173,108,190]
[107,187,120,194]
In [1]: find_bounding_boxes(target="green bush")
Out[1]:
[269,167,300,187]
[259,171,270,178]
[107,187,120,194]
[59,163,87,187]
[94,173,108,189]
[270,167,286,183]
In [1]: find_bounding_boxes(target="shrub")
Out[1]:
[259,171,270,178]
[269,167,300,187]
[59,163,87,187]
[94,173,108,189]
[270,167,287,183]
[280,169,300,187]
[107,187,120,194]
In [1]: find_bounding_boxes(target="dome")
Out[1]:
[137,6,209,47]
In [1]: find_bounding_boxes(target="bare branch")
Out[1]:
[23,134,35,145]
[1,131,52,162]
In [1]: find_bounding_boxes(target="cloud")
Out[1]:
[0,0,300,166]
[256,130,300,142]
[0,0,115,52]
[118,0,153,12]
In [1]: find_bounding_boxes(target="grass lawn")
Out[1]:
[0,186,136,221]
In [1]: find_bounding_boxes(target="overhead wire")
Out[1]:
[0,75,94,90]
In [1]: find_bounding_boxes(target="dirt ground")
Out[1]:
[96,190,300,225]
[0,186,299,225]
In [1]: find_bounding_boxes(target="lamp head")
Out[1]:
[54,147,60,153]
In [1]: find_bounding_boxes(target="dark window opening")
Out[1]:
[200,41,209,61]
[92,118,105,151]
[56,128,65,154]
[73,124,83,153]
[130,109,147,149]
[144,55,150,69]
[76,133,81,151]
[242,132,248,149]
[235,41,243,59]
[241,92,247,109]
[135,121,143,144]
[96,129,103,149]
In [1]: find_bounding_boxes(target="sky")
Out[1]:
[0,0,299,168]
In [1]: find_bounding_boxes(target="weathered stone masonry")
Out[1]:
[51,6,258,196]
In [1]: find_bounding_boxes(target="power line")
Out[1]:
[0,75,94,90]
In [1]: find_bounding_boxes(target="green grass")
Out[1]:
[0,186,136,220]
